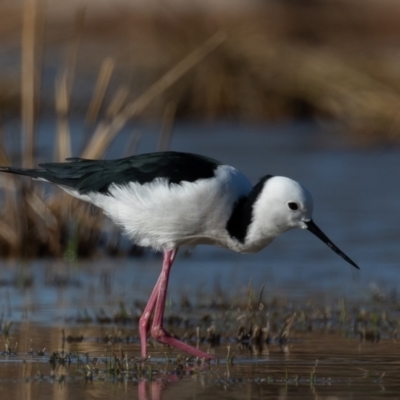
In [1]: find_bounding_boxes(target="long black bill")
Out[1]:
[305,220,360,270]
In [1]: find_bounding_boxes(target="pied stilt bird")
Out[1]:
[0,151,359,359]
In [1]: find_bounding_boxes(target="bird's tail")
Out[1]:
[0,166,51,181]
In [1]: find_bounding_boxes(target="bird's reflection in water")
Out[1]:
[138,378,176,400]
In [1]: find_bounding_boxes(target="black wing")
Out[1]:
[0,152,222,195]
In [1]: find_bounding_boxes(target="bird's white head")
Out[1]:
[245,175,359,269]
[248,176,313,244]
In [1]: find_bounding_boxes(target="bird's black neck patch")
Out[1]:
[226,175,273,243]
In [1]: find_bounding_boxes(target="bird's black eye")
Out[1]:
[288,202,299,211]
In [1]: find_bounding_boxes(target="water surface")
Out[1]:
[1,121,400,399]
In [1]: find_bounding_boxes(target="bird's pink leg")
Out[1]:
[139,270,165,357]
[150,249,215,359]
[139,250,180,357]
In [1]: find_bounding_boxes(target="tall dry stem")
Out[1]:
[55,72,71,161]
[158,101,176,152]
[21,0,38,168]
[63,6,86,96]
[54,7,86,162]
[86,57,116,126]
[106,87,129,121]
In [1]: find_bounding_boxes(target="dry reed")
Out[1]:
[0,6,226,258]
[85,57,116,127]
[81,31,226,160]
[21,0,39,168]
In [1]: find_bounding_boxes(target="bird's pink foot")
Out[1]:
[151,326,215,360]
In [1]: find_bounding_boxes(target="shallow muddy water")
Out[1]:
[1,121,400,398]
[0,323,399,399]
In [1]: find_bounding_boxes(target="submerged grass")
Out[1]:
[1,277,399,396]
[0,304,396,389]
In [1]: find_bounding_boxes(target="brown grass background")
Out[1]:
[0,0,399,258]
